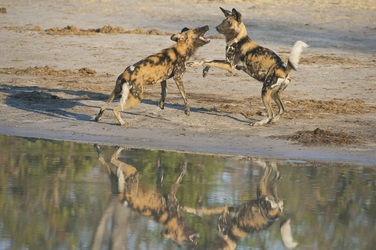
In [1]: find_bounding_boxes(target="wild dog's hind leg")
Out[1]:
[269,78,290,124]
[110,147,138,181]
[257,160,272,197]
[170,161,187,195]
[158,80,167,110]
[269,90,284,124]
[113,83,142,126]
[173,75,190,116]
[95,74,124,122]
[252,85,274,126]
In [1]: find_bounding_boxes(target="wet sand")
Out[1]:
[0,0,375,164]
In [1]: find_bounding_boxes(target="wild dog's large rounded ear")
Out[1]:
[220,7,232,17]
[232,8,242,22]
[170,33,183,42]
[171,27,189,42]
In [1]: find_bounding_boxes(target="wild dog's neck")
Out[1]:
[185,46,198,59]
[175,42,198,60]
[227,36,251,49]
[226,22,248,45]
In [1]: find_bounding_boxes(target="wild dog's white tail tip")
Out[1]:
[288,41,308,70]
[280,219,298,249]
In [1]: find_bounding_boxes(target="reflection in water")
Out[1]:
[93,145,297,249]
[93,145,199,248]
[0,134,376,249]
[182,161,297,249]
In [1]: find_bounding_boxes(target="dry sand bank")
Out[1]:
[0,0,375,164]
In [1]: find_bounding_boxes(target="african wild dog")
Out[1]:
[94,145,199,246]
[189,8,308,126]
[95,26,210,126]
[182,160,298,249]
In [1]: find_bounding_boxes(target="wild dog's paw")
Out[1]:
[95,110,104,122]
[268,115,281,124]
[186,61,204,67]
[251,117,272,126]
[184,107,191,116]
[203,66,211,78]
[202,59,214,65]
[158,101,165,110]
[120,122,131,127]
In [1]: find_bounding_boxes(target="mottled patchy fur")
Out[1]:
[211,162,284,249]
[95,26,210,126]
[189,8,308,126]
[182,160,297,249]
[94,145,199,246]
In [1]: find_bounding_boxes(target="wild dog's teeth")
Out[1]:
[199,36,210,42]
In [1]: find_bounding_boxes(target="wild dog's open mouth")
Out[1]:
[199,35,210,43]
[196,25,210,44]
[189,233,200,245]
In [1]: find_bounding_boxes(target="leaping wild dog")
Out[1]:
[189,8,308,126]
[95,26,210,126]
[182,160,298,249]
[94,145,199,246]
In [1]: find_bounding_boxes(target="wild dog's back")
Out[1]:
[128,47,180,86]
[236,37,286,82]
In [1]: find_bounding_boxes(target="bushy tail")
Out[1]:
[280,219,298,249]
[286,41,308,73]
[119,70,131,111]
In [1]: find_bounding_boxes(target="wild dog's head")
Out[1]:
[216,7,247,42]
[170,26,210,48]
[162,224,200,246]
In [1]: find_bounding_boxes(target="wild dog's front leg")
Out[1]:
[186,61,210,77]
[173,75,190,116]
[202,60,234,77]
[193,62,213,78]
[203,66,211,78]
[186,61,205,67]
[203,60,234,72]
[158,80,167,110]
[187,60,234,77]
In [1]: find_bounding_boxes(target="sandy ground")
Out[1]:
[0,0,375,164]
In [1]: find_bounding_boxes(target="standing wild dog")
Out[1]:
[189,8,308,126]
[95,26,210,126]
[94,145,199,246]
[182,160,298,249]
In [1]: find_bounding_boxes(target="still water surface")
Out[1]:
[0,134,375,249]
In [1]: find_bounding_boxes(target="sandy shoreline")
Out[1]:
[1,127,375,165]
[1,0,375,165]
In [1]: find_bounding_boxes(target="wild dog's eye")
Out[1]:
[226,20,231,25]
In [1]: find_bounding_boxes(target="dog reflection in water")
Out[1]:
[94,145,199,247]
[182,160,298,249]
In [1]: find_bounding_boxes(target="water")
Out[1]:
[0,134,375,250]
